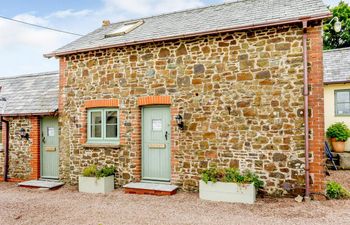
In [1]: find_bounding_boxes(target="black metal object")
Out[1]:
[175,115,184,130]
[325,141,337,170]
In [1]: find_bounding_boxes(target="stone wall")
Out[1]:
[6,117,32,180]
[0,116,41,181]
[59,23,324,194]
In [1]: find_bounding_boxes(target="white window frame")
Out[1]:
[87,108,119,144]
[105,20,144,37]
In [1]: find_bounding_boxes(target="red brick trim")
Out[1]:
[30,116,40,180]
[58,58,67,114]
[0,177,26,182]
[307,24,325,195]
[137,96,171,106]
[84,99,119,108]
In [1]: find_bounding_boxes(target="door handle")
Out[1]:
[165,131,168,141]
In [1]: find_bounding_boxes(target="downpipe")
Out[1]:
[302,20,310,199]
[1,116,9,182]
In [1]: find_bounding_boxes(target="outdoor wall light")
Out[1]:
[20,128,29,140]
[329,17,342,33]
[175,115,184,130]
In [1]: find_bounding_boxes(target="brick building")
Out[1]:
[44,0,331,195]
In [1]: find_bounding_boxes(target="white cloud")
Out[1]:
[47,9,93,19]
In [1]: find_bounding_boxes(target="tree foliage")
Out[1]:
[324,1,350,50]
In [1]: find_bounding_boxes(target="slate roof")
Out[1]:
[0,71,59,115]
[47,0,330,57]
[324,47,350,84]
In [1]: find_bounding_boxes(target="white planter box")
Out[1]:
[79,175,114,194]
[199,180,256,204]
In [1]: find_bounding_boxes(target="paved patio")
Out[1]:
[0,171,349,225]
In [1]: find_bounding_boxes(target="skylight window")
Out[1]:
[105,20,144,38]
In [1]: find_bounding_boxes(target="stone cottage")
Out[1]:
[0,72,59,182]
[46,0,330,195]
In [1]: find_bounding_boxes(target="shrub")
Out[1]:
[326,122,350,142]
[326,181,350,199]
[82,165,97,177]
[82,165,115,178]
[201,168,264,189]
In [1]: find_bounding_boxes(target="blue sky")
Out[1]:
[0,0,347,76]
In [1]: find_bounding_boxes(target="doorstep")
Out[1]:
[18,179,64,190]
[123,182,178,196]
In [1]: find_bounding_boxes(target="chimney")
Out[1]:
[102,20,111,27]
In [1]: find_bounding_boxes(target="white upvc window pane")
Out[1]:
[105,110,118,138]
[90,111,102,138]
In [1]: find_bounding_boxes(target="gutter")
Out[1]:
[0,111,58,117]
[1,116,9,182]
[324,80,350,85]
[44,12,331,58]
[302,20,310,200]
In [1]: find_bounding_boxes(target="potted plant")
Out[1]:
[79,165,115,194]
[326,122,350,153]
[199,168,263,204]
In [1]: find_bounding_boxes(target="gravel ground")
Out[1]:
[0,172,349,225]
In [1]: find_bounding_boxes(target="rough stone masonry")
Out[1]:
[58,22,325,195]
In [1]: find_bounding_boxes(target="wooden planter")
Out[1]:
[199,180,256,204]
[79,175,114,194]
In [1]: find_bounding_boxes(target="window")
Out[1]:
[87,108,119,143]
[335,90,350,116]
[105,20,144,38]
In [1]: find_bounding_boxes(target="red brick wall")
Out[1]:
[30,116,40,180]
[307,23,325,195]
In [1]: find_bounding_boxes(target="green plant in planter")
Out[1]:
[82,165,116,179]
[326,181,350,199]
[201,168,264,189]
[326,122,350,141]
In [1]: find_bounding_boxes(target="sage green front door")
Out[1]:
[142,106,171,182]
[41,117,59,179]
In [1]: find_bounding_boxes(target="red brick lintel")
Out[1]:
[137,96,171,106]
[84,99,119,108]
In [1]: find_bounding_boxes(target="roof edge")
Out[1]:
[45,12,331,58]
[324,46,350,53]
[324,80,350,85]
[0,71,59,81]
[0,110,58,117]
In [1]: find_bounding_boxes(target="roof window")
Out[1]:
[105,20,144,38]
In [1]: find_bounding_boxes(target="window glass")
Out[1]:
[337,91,350,103]
[106,111,118,138]
[90,111,102,138]
[335,90,350,116]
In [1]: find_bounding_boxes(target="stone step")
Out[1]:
[18,180,64,189]
[123,182,178,196]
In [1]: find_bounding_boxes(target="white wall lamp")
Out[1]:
[329,16,342,33]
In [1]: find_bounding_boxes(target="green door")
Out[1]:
[41,117,59,179]
[142,106,171,182]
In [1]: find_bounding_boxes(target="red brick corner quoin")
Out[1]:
[137,96,171,106]
[30,116,40,180]
[307,25,325,195]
